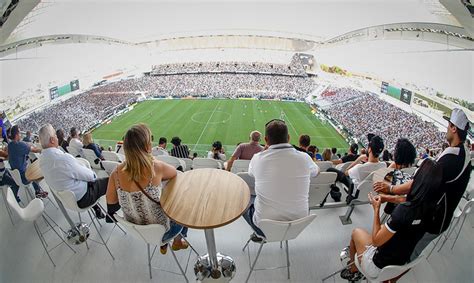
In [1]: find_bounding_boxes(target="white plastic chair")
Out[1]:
[1,185,15,225]
[231,159,251,173]
[335,161,353,172]
[82,148,102,170]
[401,167,416,175]
[6,188,75,266]
[102,160,120,176]
[10,169,57,210]
[315,161,333,172]
[192,158,221,169]
[156,155,186,171]
[309,172,339,209]
[116,216,194,281]
[242,214,317,282]
[339,172,376,225]
[102,151,123,162]
[179,158,193,171]
[355,252,424,282]
[66,146,82,157]
[237,172,255,196]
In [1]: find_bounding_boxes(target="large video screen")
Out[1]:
[400,88,412,105]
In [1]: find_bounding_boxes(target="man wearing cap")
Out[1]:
[376,108,471,258]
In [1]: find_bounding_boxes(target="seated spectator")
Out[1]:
[421,148,430,159]
[243,119,319,241]
[153,137,169,156]
[382,150,392,162]
[307,145,317,161]
[7,125,47,199]
[294,134,312,157]
[314,146,323,161]
[22,131,33,143]
[373,138,417,215]
[56,129,69,152]
[69,127,83,153]
[170,136,190,158]
[208,141,226,161]
[83,133,104,160]
[39,124,107,218]
[340,159,442,281]
[331,148,338,160]
[106,124,188,254]
[322,148,332,161]
[0,153,21,202]
[332,143,359,165]
[226,131,263,171]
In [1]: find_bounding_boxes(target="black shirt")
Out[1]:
[341,153,359,163]
[429,144,471,233]
[373,204,426,268]
[171,144,190,158]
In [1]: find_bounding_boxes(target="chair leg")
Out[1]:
[245,241,264,283]
[427,234,443,259]
[180,234,198,256]
[42,215,76,254]
[339,204,355,225]
[33,221,56,267]
[169,243,189,283]
[438,218,460,252]
[147,243,152,279]
[280,241,282,249]
[285,240,290,280]
[451,215,467,250]
[242,237,252,252]
[87,210,115,260]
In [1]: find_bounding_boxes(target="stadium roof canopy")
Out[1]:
[0,0,473,46]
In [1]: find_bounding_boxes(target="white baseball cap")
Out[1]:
[443,108,470,130]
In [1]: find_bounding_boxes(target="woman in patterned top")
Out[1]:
[106,124,188,254]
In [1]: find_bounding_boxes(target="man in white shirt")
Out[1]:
[243,119,319,240]
[152,137,169,156]
[39,124,107,218]
[346,135,386,186]
[68,127,83,155]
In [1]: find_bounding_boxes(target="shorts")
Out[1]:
[361,245,381,278]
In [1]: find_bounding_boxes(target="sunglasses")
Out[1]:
[265,119,286,127]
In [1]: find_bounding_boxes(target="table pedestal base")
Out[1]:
[194,229,236,281]
[66,223,90,245]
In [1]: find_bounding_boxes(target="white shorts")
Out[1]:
[361,245,381,278]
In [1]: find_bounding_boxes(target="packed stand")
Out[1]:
[318,87,365,105]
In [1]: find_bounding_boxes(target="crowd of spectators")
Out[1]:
[318,87,365,104]
[325,91,445,153]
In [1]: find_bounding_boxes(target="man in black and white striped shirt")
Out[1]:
[170,136,190,158]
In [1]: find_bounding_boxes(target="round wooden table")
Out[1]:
[161,168,250,281]
[25,160,44,182]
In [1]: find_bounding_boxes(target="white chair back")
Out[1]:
[9,169,24,187]
[116,216,168,246]
[67,146,82,157]
[355,252,424,282]
[82,148,102,170]
[180,158,193,171]
[309,172,337,207]
[102,161,120,176]
[102,151,123,162]
[353,172,376,202]
[315,161,333,172]
[192,158,221,169]
[156,155,186,170]
[76,158,92,169]
[237,172,255,195]
[231,159,251,173]
[259,214,316,243]
[400,167,416,175]
[335,161,353,172]
[6,188,44,222]
[52,188,87,212]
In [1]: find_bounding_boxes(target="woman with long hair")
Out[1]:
[106,124,188,254]
[341,159,442,281]
[83,133,104,160]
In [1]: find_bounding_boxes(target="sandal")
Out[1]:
[171,238,189,251]
[160,244,168,255]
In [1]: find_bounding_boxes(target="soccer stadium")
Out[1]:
[0,0,473,282]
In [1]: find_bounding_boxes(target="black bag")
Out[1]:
[329,184,342,202]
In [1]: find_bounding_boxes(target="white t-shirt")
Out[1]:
[207,151,226,161]
[348,161,387,186]
[248,143,319,227]
[69,138,83,150]
[152,147,169,156]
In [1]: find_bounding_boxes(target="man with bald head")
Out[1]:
[226,130,263,171]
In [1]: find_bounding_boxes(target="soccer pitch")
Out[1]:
[93,99,348,156]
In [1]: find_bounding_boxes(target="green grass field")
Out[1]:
[92,99,348,156]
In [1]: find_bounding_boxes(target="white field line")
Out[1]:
[192,101,220,151]
[283,111,299,137]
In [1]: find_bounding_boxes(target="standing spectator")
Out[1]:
[7,125,47,198]
[56,129,69,152]
[242,120,319,241]
[152,137,169,156]
[22,131,33,143]
[208,141,226,161]
[226,131,263,171]
[170,136,190,158]
[83,133,104,160]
